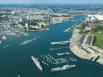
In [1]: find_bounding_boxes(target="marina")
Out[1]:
[39,53,77,66]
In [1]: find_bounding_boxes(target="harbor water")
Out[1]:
[0,5,103,77]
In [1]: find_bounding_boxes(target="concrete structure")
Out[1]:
[70,28,103,65]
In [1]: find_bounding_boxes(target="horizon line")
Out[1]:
[0,3,103,5]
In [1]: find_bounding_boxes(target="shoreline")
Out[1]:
[70,28,103,65]
[22,16,73,32]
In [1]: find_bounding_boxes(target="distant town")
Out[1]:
[0,7,71,44]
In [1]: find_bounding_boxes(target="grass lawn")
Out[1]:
[92,31,103,49]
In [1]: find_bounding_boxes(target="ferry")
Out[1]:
[51,64,76,72]
[31,56,43,71]
[50,41,70,45]
[21,37,38,45]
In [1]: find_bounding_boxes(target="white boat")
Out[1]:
[45,28,50,31]
[31,56,43,71]
[56,52,70,56]
[21,37,38,45]
[50,41,70,45]
[51,64,76,72]
[2,35,7,40]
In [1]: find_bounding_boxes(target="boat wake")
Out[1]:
[21,37,39,45]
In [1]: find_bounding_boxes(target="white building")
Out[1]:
[86,14,103,22]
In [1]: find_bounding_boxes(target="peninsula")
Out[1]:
[70,14,103,65]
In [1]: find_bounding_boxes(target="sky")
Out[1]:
[0,0,103,4]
